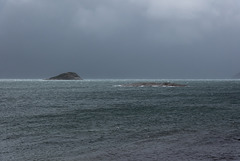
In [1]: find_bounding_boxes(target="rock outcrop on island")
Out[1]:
[47,72,82,80]
[121,82,186,87]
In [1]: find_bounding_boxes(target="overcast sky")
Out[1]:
[0,0,240,79]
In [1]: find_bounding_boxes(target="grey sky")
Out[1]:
[0,0,240,78]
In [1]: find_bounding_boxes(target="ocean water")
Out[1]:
[1,79,240,161]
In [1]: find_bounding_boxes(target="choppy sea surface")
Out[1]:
[1,79,240,161]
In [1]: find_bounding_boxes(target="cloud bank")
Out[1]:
[0,0,240,78]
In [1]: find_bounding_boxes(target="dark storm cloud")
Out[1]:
[0,0,240,78]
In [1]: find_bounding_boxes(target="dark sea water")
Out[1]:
[1,79,240,161]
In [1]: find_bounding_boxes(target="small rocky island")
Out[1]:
[47,72,82,80]
[121,82,186,87]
